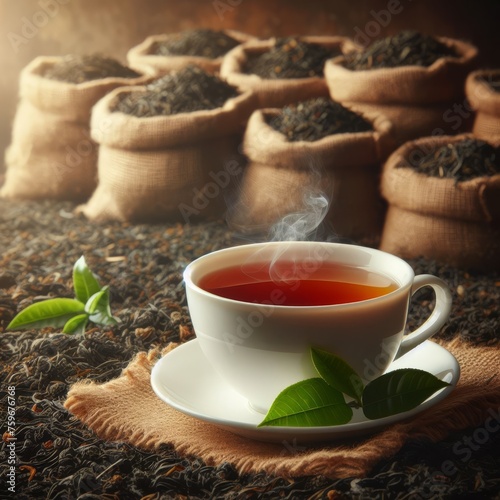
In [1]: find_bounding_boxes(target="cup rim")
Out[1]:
[183,241,415,310]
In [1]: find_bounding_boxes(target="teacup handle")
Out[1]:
[395,274,453,359]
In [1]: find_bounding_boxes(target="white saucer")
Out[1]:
[151,339,460,444]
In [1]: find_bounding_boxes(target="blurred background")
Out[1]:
[1,0,500,175]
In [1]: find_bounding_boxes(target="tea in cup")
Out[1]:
[183,242,452,414]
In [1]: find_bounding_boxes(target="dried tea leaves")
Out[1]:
[245,37,340,79]
[152,29,240,59]
[42,54,141,83]
[344,30,458,70]
[406,138,500,182]
[113,66,239,117]
[268,98,373,142]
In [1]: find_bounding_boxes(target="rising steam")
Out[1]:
[232,159,335,283]
[268,191,330,242]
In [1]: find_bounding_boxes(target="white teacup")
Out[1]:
[183,242,452,414]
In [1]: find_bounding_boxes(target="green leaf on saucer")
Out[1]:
[311,347,364,405]
[73,255,101,304]
[362,368,450,420]
[7,298,86,331]
[258,378,353,427]
[63,313,89,334]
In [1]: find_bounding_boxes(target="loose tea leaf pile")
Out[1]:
[42,54,141,83]
[268,98,373,142]
[245,37,339,79]
[113,66,239,117]
[152,29,240,59]
[344,30,457,70]
[406,138,500,182]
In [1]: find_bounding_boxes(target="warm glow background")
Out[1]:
[1,0,499,174]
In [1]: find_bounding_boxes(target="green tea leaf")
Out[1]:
[362,368,450,420]
[85,288,107,315]
[73,255,101,304]
[85,286,118,326]
[258,378,353,427]
[7,298,86,331]
[5,256,116,335]
[311,347,364,405]
[63,314,89,334]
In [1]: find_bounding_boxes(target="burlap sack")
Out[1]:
[127,30,254,76]
[0,56,149,202]
[227,107,394,242]
[466,69,500,145]
[78,86,256,222]
[324,38,478,144]
[220,37,359,109]
[380,134,500,271]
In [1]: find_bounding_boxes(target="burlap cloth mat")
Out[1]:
[65,339,500,479]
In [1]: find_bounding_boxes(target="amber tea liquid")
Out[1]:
[199,260,398,306]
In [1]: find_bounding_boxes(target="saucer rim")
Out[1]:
[151,339,460,439]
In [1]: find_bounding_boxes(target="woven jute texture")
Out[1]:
[466,69,500,145]
[324,37,478,144]
[127,30,254,76]
[65,339,500,480]
[380,134,500,271]
[219,36,360,109]
[227,106,395,241]
[78,86,256,222]
[0,56,149,202]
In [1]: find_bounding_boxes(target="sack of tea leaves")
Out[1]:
[127,29,253,76]
[79,66,256,222]
[466,69,500,145]
[220,36,359,109]
[380,134,500,271]
[227,98,394,243]
[325,31,478,144]
[1,55,148,202]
